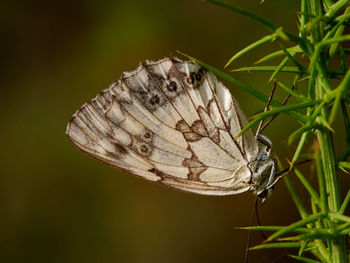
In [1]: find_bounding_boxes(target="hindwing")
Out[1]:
[66,57,259,195]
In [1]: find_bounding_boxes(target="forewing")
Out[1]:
[171,59,259,161]
[206,72,259,161]
[66,57,254,195]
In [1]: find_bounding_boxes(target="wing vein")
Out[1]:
[170,58,245,163]
[204,74,246,159]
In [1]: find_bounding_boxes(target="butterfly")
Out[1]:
[66,57,276,200]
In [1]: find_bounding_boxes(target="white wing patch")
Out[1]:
[66,57,260,196]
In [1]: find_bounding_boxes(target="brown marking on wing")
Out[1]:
[128,127,154,157]
[182,132,201,142]
[197,105,220,144]
[145,63,186,102]
[141,129,153,143]
[175,119,191,133]
[148,168,167,180]
[122,75,167,113]
[191,119,208,137]
[182,146,208,181]
[171,60,207,90]
[110,81,133,104]
[188,167,208,181]
[175,119,210,143]
[134,141,153,157]
[104,142,128,160]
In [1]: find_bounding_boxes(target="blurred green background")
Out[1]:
[2,0,349,262]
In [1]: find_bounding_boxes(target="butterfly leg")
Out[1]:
[266,158,276,187]
[255,80,277,139]
[257,83,295,135]
[265,159,312,191]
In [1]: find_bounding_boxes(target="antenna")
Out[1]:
[245,197,259,263]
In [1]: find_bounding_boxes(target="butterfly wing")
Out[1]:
[66,57,258,195]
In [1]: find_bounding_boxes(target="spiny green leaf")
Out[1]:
[291,132,310,165]
[339,189,350,214]
[285,177,309,219]
[268,43,302,81]
[295,169,321,206]
[251,242,305,250]
[299,0,308,38]
[329,68,350,124]
[269,56,290,82]
[255,46,302,64]
[305,15,329,33]
[225,34,279,68]
[276,81,308,102]
[288,98,334,144]
[328,8,350,58]
[299,240,309,256]
[338,161,350,172]
[264,212,326,243]
[336,222,350,234]
[310,199,322,229]
[289,254,321,263]
[279,230,338,241]
[309,35,350,72]
[329,212,350,223]
[281,45,306,73]
[232,66,306,74]
[325,0,350,19]
[237,226,310,234]
[316,150,328,213]
[288,124,317,145]
[234,101,317,140]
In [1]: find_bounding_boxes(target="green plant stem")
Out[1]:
[309,0,347,262]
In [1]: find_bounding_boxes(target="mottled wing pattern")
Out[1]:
[66,57,259,195]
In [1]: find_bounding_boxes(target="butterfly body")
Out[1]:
[66,57,276,197]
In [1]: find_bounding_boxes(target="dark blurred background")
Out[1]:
[2,0,349,262]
